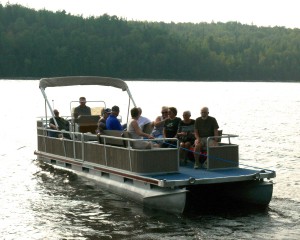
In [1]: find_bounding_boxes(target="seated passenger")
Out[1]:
[49,109,71,139]
[162,107,181,148]
[96,108,111,134]
[151,106,169,138]
[106,105,123,131]
[137,107,152,133]
[193,107,219,169]
[177,111,195,164]
[73,97,91,119]
[128,107,155,149]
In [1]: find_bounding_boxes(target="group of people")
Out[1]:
[116,105,219,169]
[49,96,220,169]
[146,106,219,168]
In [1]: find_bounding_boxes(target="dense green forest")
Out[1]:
[1,4,300,81]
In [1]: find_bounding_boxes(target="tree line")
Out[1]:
[1,3,300,81]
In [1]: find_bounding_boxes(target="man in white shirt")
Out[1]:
[137,107,152,133]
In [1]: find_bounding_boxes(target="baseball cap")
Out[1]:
[104,108,112,113]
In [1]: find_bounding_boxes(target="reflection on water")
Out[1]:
[1,80,300,239]
[1,150,299,239]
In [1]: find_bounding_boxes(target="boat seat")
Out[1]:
[142,122,154,134]
[122,131,133,147]
[76,115,99,124]
[98,130,126,147]
[75,115,100,133]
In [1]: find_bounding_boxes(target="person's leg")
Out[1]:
[200,138,208,167]
[180,142,185,158]
[184,142,192,161]
[193,140,201,168]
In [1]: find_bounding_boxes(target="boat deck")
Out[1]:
[146,162,275,187]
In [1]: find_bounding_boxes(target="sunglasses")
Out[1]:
[161,111,168,114]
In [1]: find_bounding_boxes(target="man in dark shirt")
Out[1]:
[193,107,219,168]
[162,107,181,148]
[96,108,111,133]
[73,97,91,119]
[49,109,70,139]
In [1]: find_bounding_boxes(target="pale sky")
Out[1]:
[1,0,299,29]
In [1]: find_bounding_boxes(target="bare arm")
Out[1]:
[214,129,219,141]
[154,115,167,127]
[163,127,167,138]
[132,120,153,139]
[194,129,200,141]
[49,123,57,129]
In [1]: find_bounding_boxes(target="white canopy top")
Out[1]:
[39,76,129,91]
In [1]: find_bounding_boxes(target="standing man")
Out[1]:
[106,105,123,131]
[73,97,91,119]
[193,107,219,169]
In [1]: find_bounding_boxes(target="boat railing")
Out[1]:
[36,120,179,174]
[206,134,239,169]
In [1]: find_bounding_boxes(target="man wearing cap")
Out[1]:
[73,97,91,119]
[96,108,111,133]
[106,105,123,131]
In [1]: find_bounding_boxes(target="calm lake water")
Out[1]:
[0,80,299,239]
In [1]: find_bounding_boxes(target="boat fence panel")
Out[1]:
[100,130,179,173]
[37,121,179,174]
[84,143,106,165]
[37,136,45,152]
[44,137,65,156]
[37,133,82,160]
[105,147,131,170]
[83,143,131,170]
[37,120,45,135]
[130,149,178,173]
[207,143,239,169]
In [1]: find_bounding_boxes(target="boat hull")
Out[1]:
[37,155,187,214]
[37,154,273,214]
[185,180,273,210]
